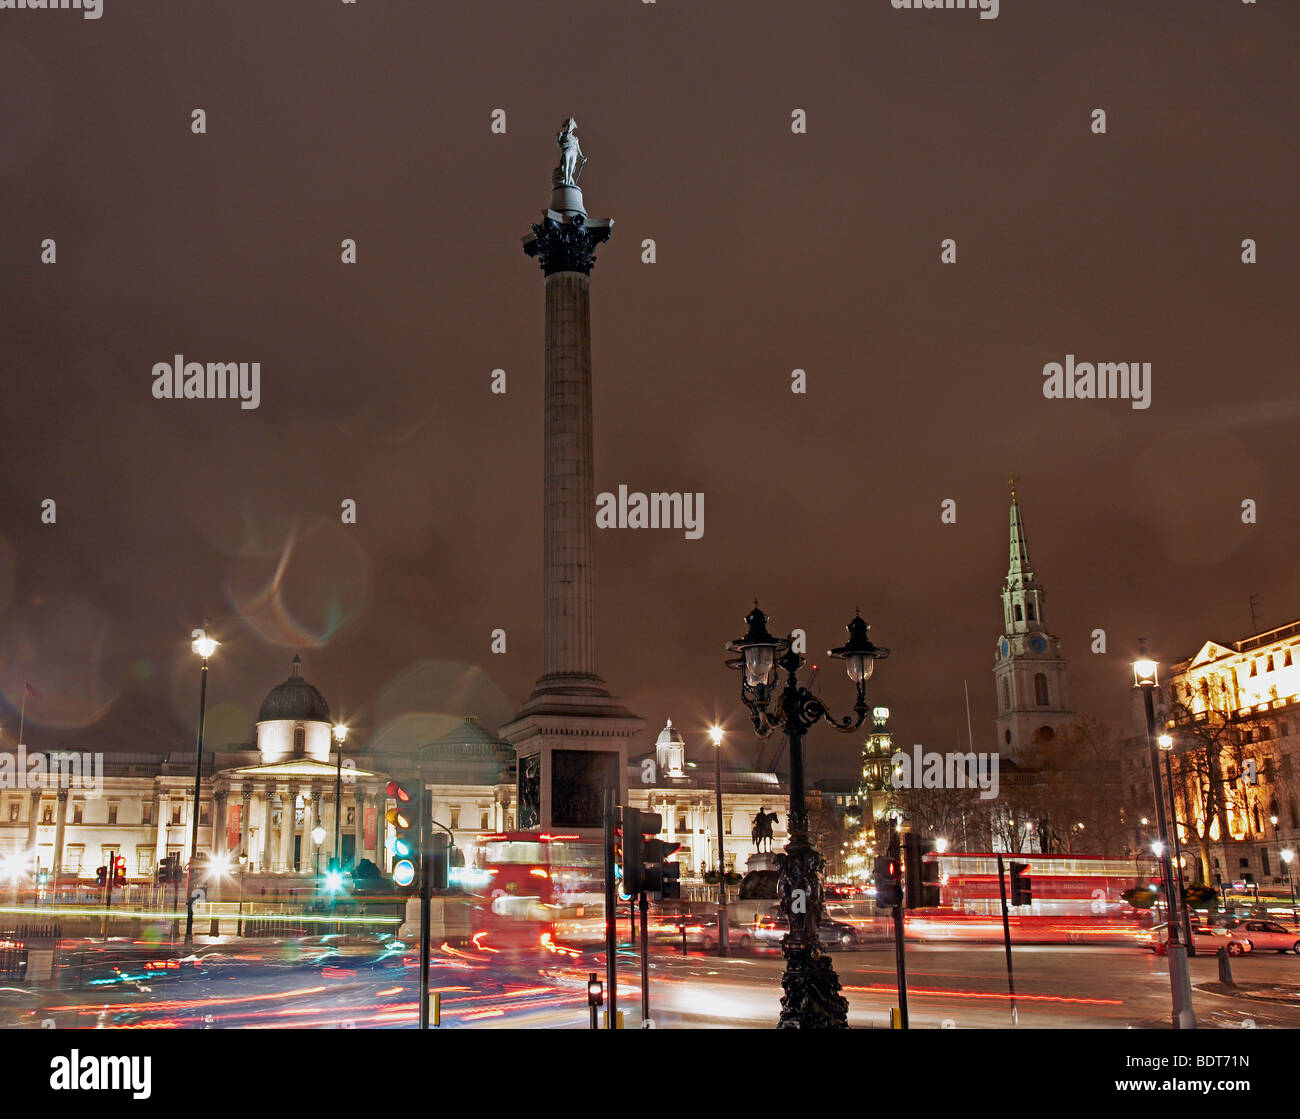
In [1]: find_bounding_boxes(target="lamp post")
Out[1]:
[1134,642,1196,1029]
[709,725,729,956]
[312,823,326,878]
[1282,848,1296,927]
[237,850,247,937]
[332,724,348,873]
[726,604,887,1029]
[1157,732,1194,952]
[185,625,219,946]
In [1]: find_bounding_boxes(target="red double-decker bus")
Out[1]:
[904,852,1162,945]
[470,832,606,946]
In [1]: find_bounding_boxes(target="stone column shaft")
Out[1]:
[542,271,598,680]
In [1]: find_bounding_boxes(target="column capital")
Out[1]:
[524,213,612,276]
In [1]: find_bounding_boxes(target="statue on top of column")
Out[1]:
[556,118,586,186]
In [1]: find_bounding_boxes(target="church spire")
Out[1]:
[993,475,1073,755]
[1007,472,1034,587]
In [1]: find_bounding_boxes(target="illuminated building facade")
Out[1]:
[1163,618,1300,890]
[627,719,787,878]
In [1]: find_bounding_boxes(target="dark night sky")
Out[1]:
[1,2,1297,781]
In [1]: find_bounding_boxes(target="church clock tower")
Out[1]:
[993,476,1073,756]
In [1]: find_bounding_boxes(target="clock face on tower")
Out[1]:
[999,638,1010,659]
[1028,634,1048,654]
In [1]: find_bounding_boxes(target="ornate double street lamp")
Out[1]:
[1134,641,1196,1029]
[726,604,888,1029]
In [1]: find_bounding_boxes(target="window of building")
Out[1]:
[199,806,211,827]
[1014,605,1023,621]
[101,845,118,866]
[1002,678,1010,711]
[1250,660,1258,677]
[64,845,83,873]
[1004,730,1012,745]
[7,802,17,823]
[449,808,461,830]
[171,804,183,826]
[1034,673,1050,706]
[107,803,118,825]
[1267,655,1275,672]
[480,809,489,830]
[72,801,84,824]
[1239,857,1250,868]
[1027,604,1036,621]
[136,848,153,876]
[1261,848,1271,876]
[141,802,152,826]
[293,725,306,752]
[1285,647,1294,668]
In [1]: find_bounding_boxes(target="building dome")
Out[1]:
[257,655,331,725]
[655,718,685,749]
[655,718,686,778]
[414,716,514,784]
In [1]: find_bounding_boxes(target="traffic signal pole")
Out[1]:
[603,789,617,1030]
[996,853,1019,1026]
[889,827,908,1029]
[419,790,431,1031]
[639,890,650,1024]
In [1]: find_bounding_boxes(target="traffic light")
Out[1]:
[95,865,108,888]
[429,834,450,892]
[113,855,127,887]
[621,808,662,896]
[902,833,941,909]
[386,780,421,888]
[642,838,682,900]
[1010,861,1032,906]
[874,854,902,909]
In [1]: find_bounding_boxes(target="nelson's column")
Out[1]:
[501,120,645,835]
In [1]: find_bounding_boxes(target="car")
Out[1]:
[1229,919,1300,954]
[652,914,753,950]
[754,910,859,947]
[1138,922,1251,957]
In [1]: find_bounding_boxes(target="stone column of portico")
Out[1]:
[213,788,228,861]
[301,790,319,873]
[153,790,168,866]
[25,789,41,850]
[52,789,69,875]
[352,789,364,865]
[279,786,296,873]
[260,789,273,871]
[371,789,386,868]
[239,789,252,860]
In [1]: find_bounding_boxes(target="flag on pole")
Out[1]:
[24,681,40,699]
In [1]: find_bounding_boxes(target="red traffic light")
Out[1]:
[386,780,410,803]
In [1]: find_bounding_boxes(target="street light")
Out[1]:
[185,624,219,946]
[708,724,729,956]
[1133,640,1196,1029]
[237,850,248,938]
[725,604,888,1029]
[1156,731,1193,951]
[1282,848,1296,927]
[332,724,348,873]
[312,822,326,878]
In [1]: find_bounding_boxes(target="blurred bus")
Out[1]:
[471,832,606,946]
[904,851,1162,945]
